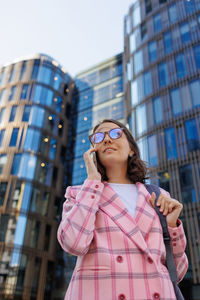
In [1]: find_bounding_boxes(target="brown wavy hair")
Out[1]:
[91,119,148,183]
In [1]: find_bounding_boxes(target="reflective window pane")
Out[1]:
[20,84,29,100]
[11,154,21,175]
[189,79,200,107]
[136,104,147,135]
[158,62,168,87]
[0,108,6,124]
[194,44,200,70]
[164,31,173,54]
[129,32,136,53]
[154,13,162,33]
[20,61,26,80]
[29,106,45,128]
[179,164,196,203]
[31,60,40,79]
[9,106,17,122]
[24,128,40,152]
[9,128,19,147]
[168,4,178,24]
[0,129,5,147]
[143,71,152,96]
[8,86,16,101]
[148,135,158,166]
[38,66,52,85]
[170,88,182,115]
[180,22,191,44]
[145,0,152,14]
[175,53,187,79]
[22,105,31,122]
[185,119,200,151]
[184,0,195,15]
[134,50,143,75]
[148,41,157,62]
[0,89,7,105]
[0,182,7,206]
[132,3,141,27]
[165,127,178,159]
[153,96,163,124]
[0,154,7,174]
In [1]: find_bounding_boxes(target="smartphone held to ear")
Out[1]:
[91,151,97,167]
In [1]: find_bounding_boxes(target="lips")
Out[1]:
[103,147,116,153]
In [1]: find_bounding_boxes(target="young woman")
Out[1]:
[57,119,188,300]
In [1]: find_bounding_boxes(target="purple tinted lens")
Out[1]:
[109,128,123,139]
[92,132,104,143]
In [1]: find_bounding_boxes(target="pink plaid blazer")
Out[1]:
[57,179,188,300]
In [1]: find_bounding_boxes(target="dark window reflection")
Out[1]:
[179,164,196,203]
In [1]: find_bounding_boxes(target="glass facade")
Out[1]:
[124,1,200,297]
[0,54,74,300]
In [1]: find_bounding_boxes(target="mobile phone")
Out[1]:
[92,151,97,167]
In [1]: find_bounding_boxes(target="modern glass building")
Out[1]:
[71,53,124,186]
[0,53,74,300]
[124,0,200,298]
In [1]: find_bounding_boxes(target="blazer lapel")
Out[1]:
[99,182,155,255]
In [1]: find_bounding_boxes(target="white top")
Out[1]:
[108,183,138,218]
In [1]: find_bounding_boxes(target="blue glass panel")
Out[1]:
[53,96,62,113]
[0,89,7,105]
[33,85,42,103]
[11,154,21,174]
[8,65,15,82]
[9,128,19,146]
[53,73,62,90]
[0,129,5,147]
[131,80,139,106]
[165,127,178,159]
[132,2,141,27]
[129,32,136,53]
[185,119,200,151]
[189,80,200,107]
[170,88,182,115]
[31,60,40,80]
[179,164,196,203]
[194,45,200,70]
[134,50,143,75]
[175,54,187,79]
[136,104,147,135]
[18,154,37,179]
[24,128,40,151]
[185,0,195,15]
[0,108,5,124]
[0,154,7,174]
[143,71,152,96]
[180,22,191,44]
[148,135,158,166]
[154,13,162,33]
[0,69,7,87]
[30,106,45,128]
[153,97,163,124]
[20,84,29,100]
[148,41,157,62]
[168,4,178,24]
[38,66,52,85]
[22,105,31,122]
[20,61,26,80]
[158,62,168,87]
[9,106,17,121]
[8,86,16,101]
[49,139,57,160]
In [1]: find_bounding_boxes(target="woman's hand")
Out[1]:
[83,148,102,181]
[149,193,183,227]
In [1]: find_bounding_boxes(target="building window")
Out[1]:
[194,44,200,70]
[179,164,196,203]
[9,106,17,122]
[24,128,40,152]
[0,154,7,174]
[22,105,31,122]
[148,41,157,62]
[148,135,158,166]
[127,61,132,81]
[168,4,178,24]
[20,61,26,80]
[0,108,6,124]
[143,71,152,96]
[0,129,5,147]
[132,2,141,27]
[134,50,143,75]
[153,96,163,124]
[158,172,169,192]
[44,225,51,251]
[29,106,45,128]
[11,154,22,175]
[165,127,178,159]
[170,88,182,115]
[9,128,19,146]
[129,32,136,53]
[0,182,7,206]
[31,60,40,79]
[159,0,167,3]
[0,89,7,105]
[145,0,152,14]
[131,80,139,106]
[158,62,168,87]
[38,66,52,85]
[49,139,57,160]
[154,13,162,33]
[8,86,16,101]
[0,68,7,87]
[8,65,15,83]
[189,79,200,107]
[185,119,199,151]
[164,31,173,54]
[20,84,29,100]
[184,0,195,15]
[136,104,147,136]
[180,22,191,44]
[0,214,9,241]
[141,22,147,40]
[175,53,187,79]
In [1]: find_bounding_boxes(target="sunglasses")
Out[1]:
[89,127,124,144]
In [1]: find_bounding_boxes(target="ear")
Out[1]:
[129,150,134,157]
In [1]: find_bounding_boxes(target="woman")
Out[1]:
[57,119,188,300]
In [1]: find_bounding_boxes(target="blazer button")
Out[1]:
[147,257,153,264]
[91,195,95,199]
[173,242,176,247]
[118,294,126,300]
[117,255,123,263]
[95,184,99,188]
[173,232,177,236]
[153,292,160,300]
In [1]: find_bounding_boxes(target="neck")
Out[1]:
[106,165,132,184]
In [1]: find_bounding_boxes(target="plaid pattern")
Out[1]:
[57,179,188,300]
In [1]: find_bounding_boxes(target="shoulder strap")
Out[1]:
[145,184,178,283]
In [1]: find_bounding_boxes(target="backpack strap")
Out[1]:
[145,184,178,283]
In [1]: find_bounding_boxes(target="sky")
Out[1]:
[0,0,133,76]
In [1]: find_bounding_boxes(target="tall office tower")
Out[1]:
[0,54,74,300]
[124,0,200,298]
[71,53,124,186]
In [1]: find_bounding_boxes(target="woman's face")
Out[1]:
[93,122,134,169]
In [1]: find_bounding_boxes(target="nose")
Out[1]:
[103,132,112,144]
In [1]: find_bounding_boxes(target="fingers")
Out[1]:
[156,194,182,216]
[149,192,156,208]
